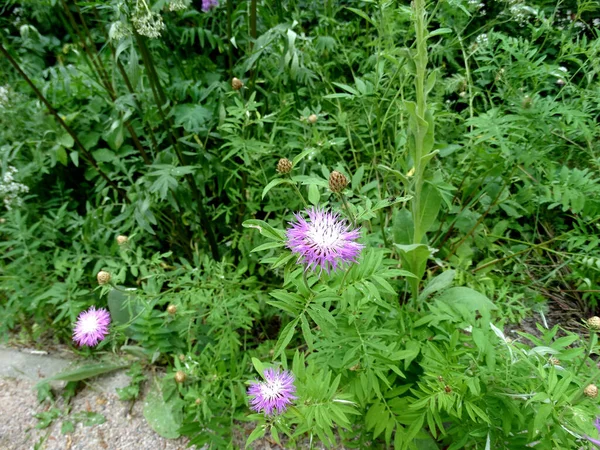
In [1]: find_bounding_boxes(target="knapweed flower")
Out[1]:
[247,368,296,415]
[584,417,600,447]
[201,0,219,12]
[286,207,364,273]
[73,306,111,347]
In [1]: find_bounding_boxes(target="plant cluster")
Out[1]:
[1,0,600,448]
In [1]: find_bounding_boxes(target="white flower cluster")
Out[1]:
[475,33,489,48]
[0,166,29,211]
[131,3,165,38]
[168,0,190,12]
[499,0,537,26]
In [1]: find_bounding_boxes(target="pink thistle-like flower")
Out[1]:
[286,207,364,273]
[73,306,111,347]
[247,368,296,415]
[201,0,218,11]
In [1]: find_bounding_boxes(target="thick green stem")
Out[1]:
[411,0,428,245]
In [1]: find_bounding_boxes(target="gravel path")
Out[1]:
[0,346,192,450]
[0,376,192,450]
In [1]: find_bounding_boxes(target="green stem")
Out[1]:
[339,193,355,227]
[290,183,309,208]
[411,0,428,245]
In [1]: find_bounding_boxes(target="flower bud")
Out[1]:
[584,384,598,398]
[97,270,111,285]
[195,398,202,405]
[0,218,6,224]
[307,114,318,124]
[588,316,600,331]
[175,370,186,383]
[231,77,243,91]
[178,354,185,362]
[556,78,565,86]
[329,171,348,193]
[167,304,177,315]
[276,158,293,174]
[116,235,128,245]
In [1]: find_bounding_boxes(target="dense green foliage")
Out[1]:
[2,0,600,448]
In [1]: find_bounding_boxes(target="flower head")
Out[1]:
[247,368,296,415]
[201,0,219,12]
[286,207,363,273]
[73,306,111,347]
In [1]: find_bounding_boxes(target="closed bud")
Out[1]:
[556,78,565,86]
[116,235,128,245]
[276,158,293,174]
[178,354,185,362]
[329,171,348,193]
[522,95,533,109]
[0,218,5,223]
[584,384,598,398]
[231,77,243,91]
[97,270,111,285]
[307,114,318,124]
[167,304,177,315]
[588,316,600,331]
[195,398,202,405]
[175,370,186,383]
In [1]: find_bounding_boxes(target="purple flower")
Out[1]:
[73,306,111,347]
[201,0,218,11]
[286,207,364,273]
[585,417,600,447]
[247,368,296,415]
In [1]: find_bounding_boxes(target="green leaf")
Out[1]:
[274,318,299,358]
[308,184,320,205]
[56,146,68,166]
[415,182,441,235]
[42,362,129,383]
[250,241,286,253]
[243,219,286,241]
[143,377,183,439]
[393,208,414,245]
[262,178,294,199]
[435,287,497,323]
[428,28,452,38]
[246,425,266,448]
[418,270,455,301]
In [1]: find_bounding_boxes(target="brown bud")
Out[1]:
[276,158,293,174]
[588,316,600,331]
[231,77,243,91]
[178,354,185,362]
[307,114,318,124]
[175,371,186,383]
[97,270,111,285]
[584,384,598,398]
[549,357,560,366]
[116,235,128,245]
[195,398,202,405]
[444,385,452,393]
[167,304,177,315]
[329,171,348,193]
